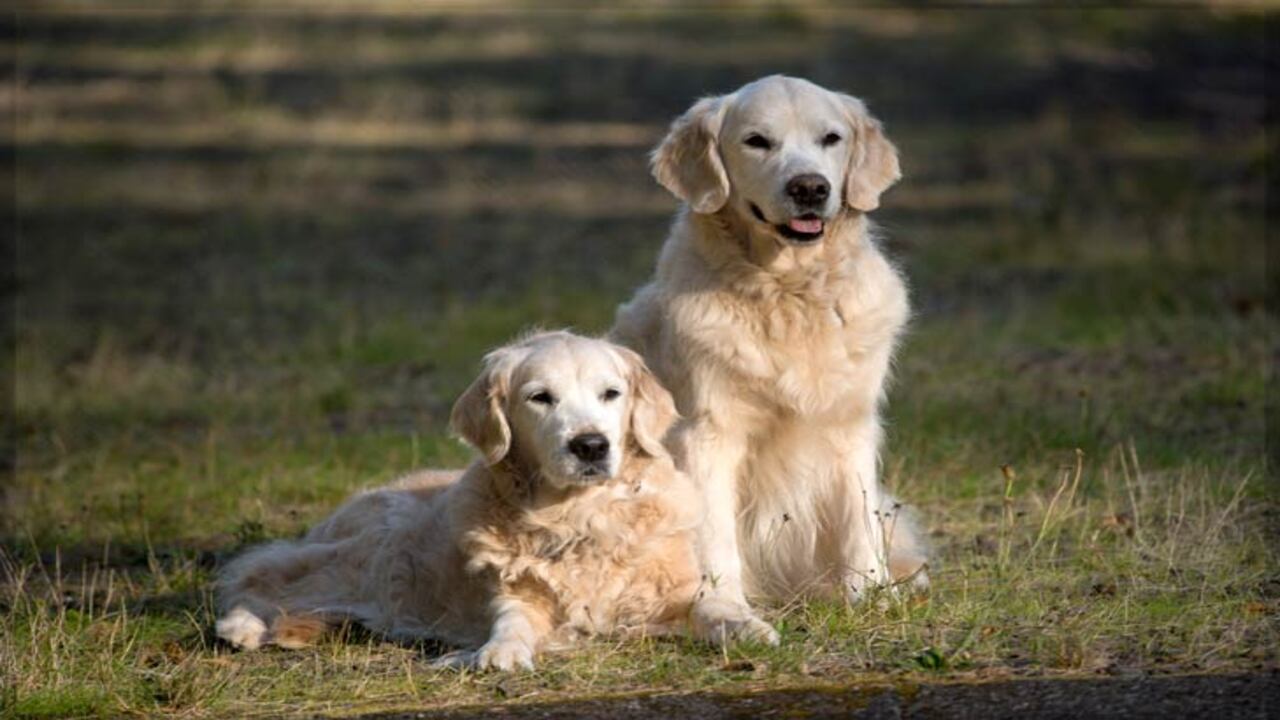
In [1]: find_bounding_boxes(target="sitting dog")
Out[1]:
[216,331,707,670]
[613,75,928,644]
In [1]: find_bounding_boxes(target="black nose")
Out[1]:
[567,433,609,463]
[785,173,830,207]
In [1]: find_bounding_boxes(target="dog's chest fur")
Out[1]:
[462,472,698,637]
[654,216,909,419]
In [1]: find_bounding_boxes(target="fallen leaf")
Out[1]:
[1101,512,1135,538]
[1244,602,1272,616]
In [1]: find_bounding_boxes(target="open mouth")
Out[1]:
[751,203,825,244]
[777,213,825,243]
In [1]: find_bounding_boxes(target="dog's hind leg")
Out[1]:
[270,613,337,649]
[882,495,930,592]
[215,605,271,650]
[216,537,364,650]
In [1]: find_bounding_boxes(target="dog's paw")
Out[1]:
[691,597,780,647]
[890,561,931,595]
[474,639,535,671]
[843,568,904,609]
[430,649,478,670]
[432,641,535,672]
[216,606,268,650]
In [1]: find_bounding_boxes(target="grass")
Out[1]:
[4,4,1275,718]
[3,451,1273,718]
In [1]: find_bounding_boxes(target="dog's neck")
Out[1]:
[489,449,556,509]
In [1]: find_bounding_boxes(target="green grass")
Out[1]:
[4,4,1274,718]
[3,454,1273,717]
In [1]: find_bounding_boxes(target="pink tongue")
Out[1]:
[788,217,824,234]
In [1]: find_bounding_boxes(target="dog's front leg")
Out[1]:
[838,419,892,602]
[677,420,780,646]
[435,594,551,672]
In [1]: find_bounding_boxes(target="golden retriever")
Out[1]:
[216,331,707,670]
[613,75,928,644]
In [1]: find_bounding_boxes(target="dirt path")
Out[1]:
[360,673,1277,719]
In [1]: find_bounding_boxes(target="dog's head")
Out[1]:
[450,331,678,489]
[651,75,900,246]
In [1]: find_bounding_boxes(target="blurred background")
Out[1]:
[5,4,1271,551]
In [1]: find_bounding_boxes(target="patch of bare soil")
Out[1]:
[358,672,1277,720]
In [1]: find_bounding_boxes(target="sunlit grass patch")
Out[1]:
[3,441,1274,717]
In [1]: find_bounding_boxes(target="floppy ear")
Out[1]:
[838,94,901,212]
[650,95,731,214]
[449,348,517,466]
[616,346,679,458]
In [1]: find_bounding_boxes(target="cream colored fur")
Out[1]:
[613,76,928,644]
[216,332,710,671]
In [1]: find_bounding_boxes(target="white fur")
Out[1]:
[504,335,629,486]
[614,76,928,643]
[214,606,268,651]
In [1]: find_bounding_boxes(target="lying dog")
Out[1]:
[613,75,928,644]
[216,331,706,670]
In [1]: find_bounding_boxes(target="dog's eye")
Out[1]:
[743,134,772,150]
[821,132,842,147]
[528,391,555,406]
[601,388,622,402]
